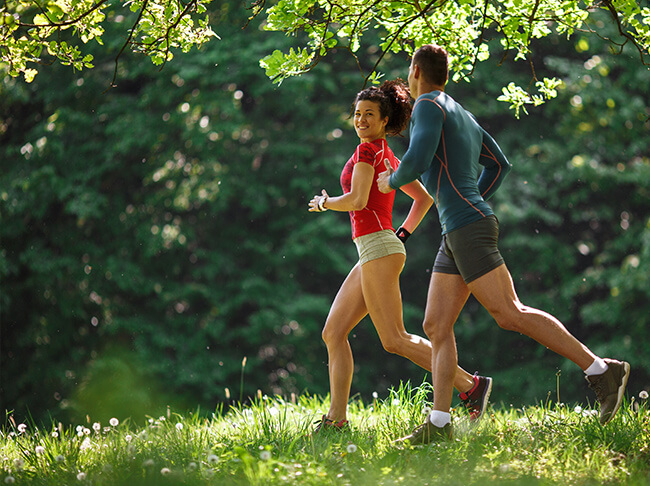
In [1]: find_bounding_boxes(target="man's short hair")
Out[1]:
[413,45,448,86]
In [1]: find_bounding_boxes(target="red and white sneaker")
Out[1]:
[313,414,349,434]
[458,374,493,421]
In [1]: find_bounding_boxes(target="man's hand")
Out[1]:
[377,158,394,194]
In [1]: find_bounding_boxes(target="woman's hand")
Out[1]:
[308,189,329,212]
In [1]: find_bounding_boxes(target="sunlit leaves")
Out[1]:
[0,0,217,82]
[258,0,650,112]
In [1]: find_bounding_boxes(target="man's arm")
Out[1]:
[477,127,512,200]
[388,96,445,190]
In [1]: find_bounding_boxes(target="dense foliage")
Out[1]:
[258,0,650,113]
[1,0,216,82]
[1,1,648,425]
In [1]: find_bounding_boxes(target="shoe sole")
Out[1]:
[603,361,630,425]
[472,377,493,421]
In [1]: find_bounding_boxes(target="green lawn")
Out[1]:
[2,382,649,485]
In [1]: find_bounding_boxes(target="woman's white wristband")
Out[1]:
[318,196,328,212]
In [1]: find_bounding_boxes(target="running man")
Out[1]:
[377,44,630,444]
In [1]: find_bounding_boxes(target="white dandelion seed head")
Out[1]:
[80,437,92,451]
[35,445,45,454]
[372,391,378,399]
[640,390,649,400]
[83,428,91,436]
[92,422,101,432]
[346,444,357,453]
[13,458,24,470]
[5,476,16,484]
[109,418,119,427]
[125,434,133,442]
[208,454,219,465]
[17,424,27,434]
[175,423,183,431]
[188,462,198,471]
[423,406,432,416]
[76,472,87,481]
[51,431,59,438]
[269,406,279,417]
[76,425,83,433]
[55,455,65,463]
[392,398,400,406]
[160,467,171,476]
[259,450,271,461]
[143,459,155,467]
[574,405,582,414]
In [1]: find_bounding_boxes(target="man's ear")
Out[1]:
[413,64,421,79]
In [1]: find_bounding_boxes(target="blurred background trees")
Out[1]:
[1,2,648,424]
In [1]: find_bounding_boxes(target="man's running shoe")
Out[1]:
[394,419,452,445]
[586,358,630,425]
[458,374,493,421]
[313,414,348,434]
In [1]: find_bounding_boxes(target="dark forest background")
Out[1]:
[1,2,649,425]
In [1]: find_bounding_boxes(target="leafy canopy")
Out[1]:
[0,0,217,83]
[256,0,650,113]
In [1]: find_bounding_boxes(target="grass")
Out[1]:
[2,382,649,485]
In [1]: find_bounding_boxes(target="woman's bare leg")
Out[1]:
[361,254,475,393]
[321,264,368,421]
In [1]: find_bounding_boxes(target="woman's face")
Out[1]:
[353,100,388,142]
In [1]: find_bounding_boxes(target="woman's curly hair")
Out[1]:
[352,79,412,136]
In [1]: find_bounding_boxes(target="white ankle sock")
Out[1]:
[584,358,608,376]
[428,411,451,428]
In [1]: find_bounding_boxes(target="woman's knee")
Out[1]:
[322,320,347,346]
[380,335,403,355]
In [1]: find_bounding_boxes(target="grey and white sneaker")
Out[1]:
[586,358,630,425]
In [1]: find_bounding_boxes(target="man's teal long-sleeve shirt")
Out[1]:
[389,91,512,235]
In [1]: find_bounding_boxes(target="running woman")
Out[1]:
[377,45,630,444]
[308,79,492,433]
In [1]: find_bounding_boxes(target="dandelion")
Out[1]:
[574,405,582,414]
[83,427,91,436]
[80,437,92,451]
[125,434,133,442]
[143,459,155,468]
[640,390,649,400]
[17,424,27,434]
[51,431,59,438]
[372,391,378,399]
[13,458,24,471]
[188,462,198,471]
[161,467,171,476]
[392,398,400,406]
[35,445,45,454]
[423,406,432,417]
[55,455,65,463]
[92,422,101,432]
[175,423,183,431]
[109,418,119,427]
[260,450,271,461]
[76,472,86,481]
[5,476,16,484]
[346,444,358,454]
[207,454,219,465]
